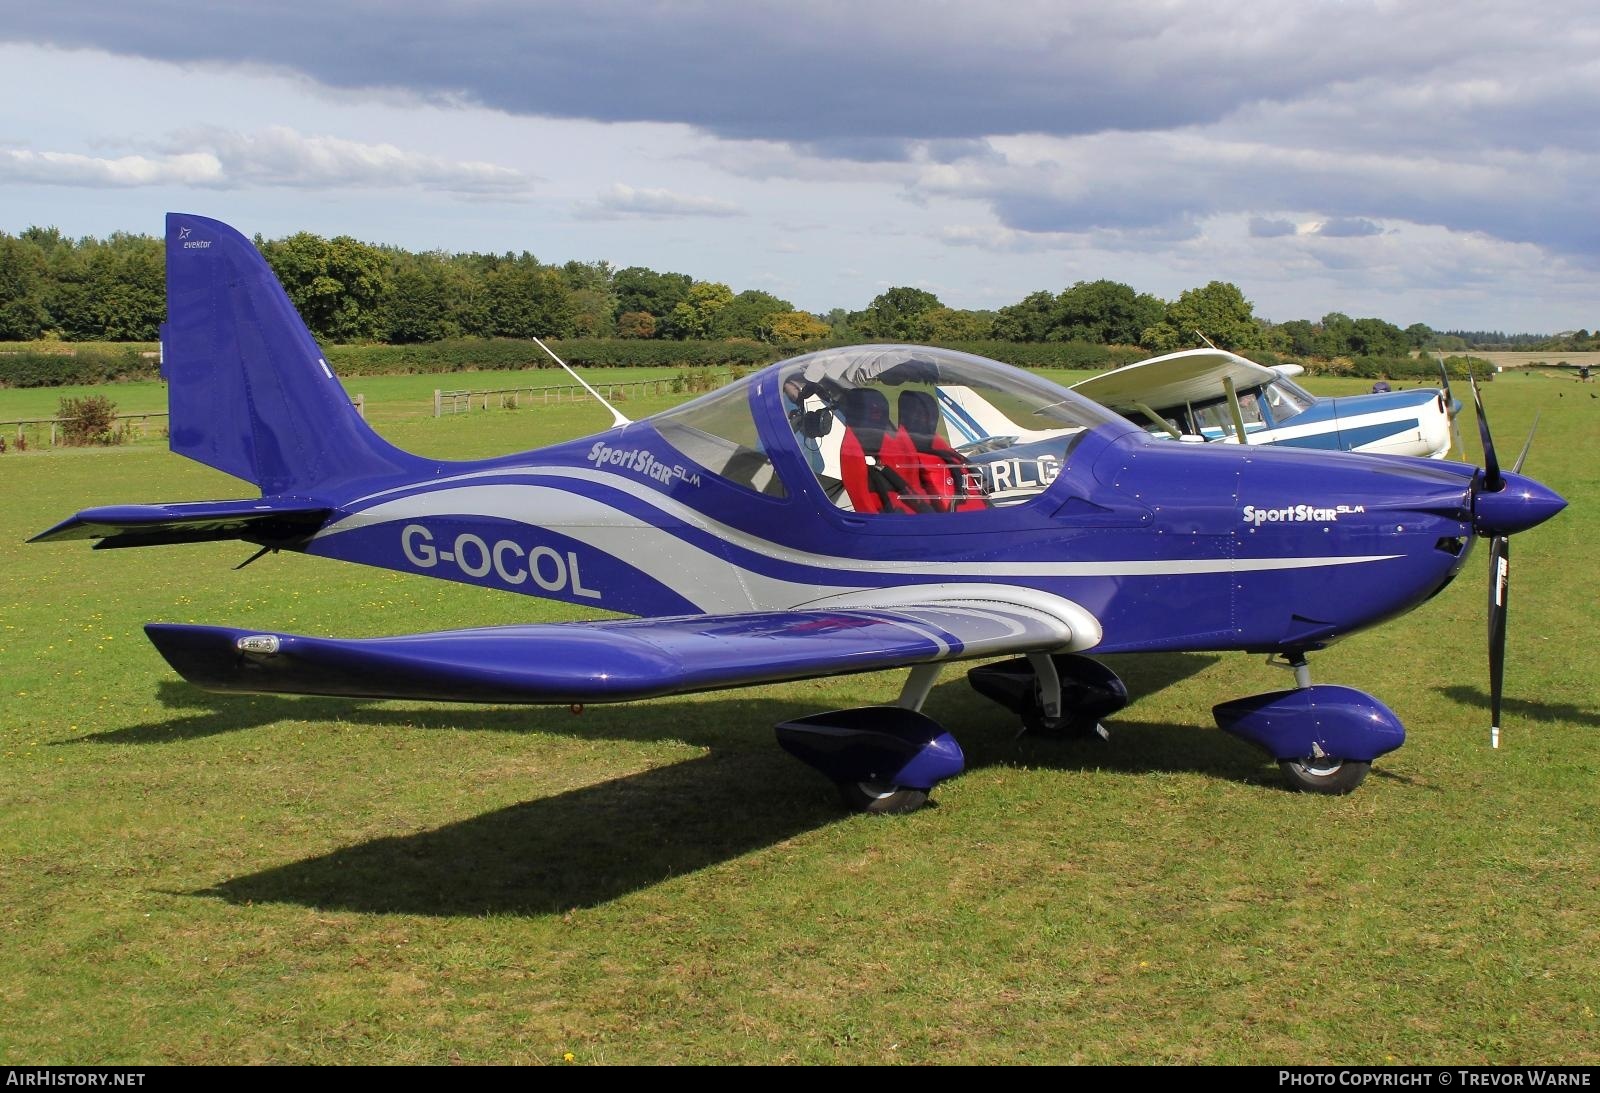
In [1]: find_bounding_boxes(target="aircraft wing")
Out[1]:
[1070,348,1284,413]
[144,587,1098,705]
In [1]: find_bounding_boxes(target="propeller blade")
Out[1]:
[1487,534,1509,749]
[1468,372,1502,491]
[1511,412,1540,475]
[1437,354,1464,460]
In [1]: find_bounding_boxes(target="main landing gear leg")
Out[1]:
[896,663,942,713]
[966,652,1127,740]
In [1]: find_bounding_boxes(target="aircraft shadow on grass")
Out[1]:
[1436,685,1600,729]
[68,649,1324,917]
[201,713,1278,918]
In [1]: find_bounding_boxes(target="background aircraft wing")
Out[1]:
[145,589,1097,705]
[1070,347,1282,414]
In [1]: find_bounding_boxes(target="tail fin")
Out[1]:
[163,213,417,494]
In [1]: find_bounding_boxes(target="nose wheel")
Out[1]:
[1278,754,1371,795]
[1215,656,1404,795]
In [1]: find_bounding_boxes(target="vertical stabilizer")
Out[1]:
[162,213,417,494]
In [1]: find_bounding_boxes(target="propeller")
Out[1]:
[1435,354,1465,460]
[1467,371,1549,749]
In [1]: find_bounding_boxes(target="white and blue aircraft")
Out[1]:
[1074,347,1458,457]
[940,349,1457,470]
[31,215,1565,813]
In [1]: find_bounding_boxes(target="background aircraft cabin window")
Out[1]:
[1263,378,1315,420]
[651,381,786,498]
[1189,395,1264,439]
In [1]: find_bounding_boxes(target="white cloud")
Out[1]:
[171,125,533,194]
[0,124,532,196]
[578,183,743,220]
[2,6,1599,332]
[0,148,223,186]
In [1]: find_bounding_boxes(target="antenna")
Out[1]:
[1194,330,1219,350]
[531,336,631,428]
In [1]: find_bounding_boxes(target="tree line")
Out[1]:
[2,225,1590,357]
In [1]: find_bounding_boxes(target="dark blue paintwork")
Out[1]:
[143,594,1079,704]
[1213,684,1407,762]
[774,708,965,790]
[1472,472,1568,537]
[32,213,1571,805]
[31,497,331,549]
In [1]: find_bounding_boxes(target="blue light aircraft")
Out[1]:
[32,215,1567,812]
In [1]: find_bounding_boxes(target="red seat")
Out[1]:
[896,391,989,512]
[838,389,927,514]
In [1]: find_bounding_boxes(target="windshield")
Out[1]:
[1263,376,1315,420]
[651,380,785,497]
[773,345,1123,513]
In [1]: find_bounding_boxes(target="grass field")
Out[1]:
[0,366,739,448]
[1,368,1596,1064]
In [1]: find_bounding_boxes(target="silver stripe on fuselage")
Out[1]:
[317,466,1400,604]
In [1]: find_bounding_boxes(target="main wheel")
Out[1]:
[838,781,929,814]
[1278,756,1371,795]
[1021,706,1108,741]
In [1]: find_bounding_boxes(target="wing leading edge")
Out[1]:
[146,587,1099,705]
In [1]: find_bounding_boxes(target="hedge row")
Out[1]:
[1294,353,1490,380]
[319,337,784,374]
[319,338,1153,374]
[0,337,1491,390]
[1,337,1152,387]
[0,346,162,387]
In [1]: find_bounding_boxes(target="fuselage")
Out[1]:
[302,350,1486,659]
[1184,380,1459,460]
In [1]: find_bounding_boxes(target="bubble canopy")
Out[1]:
[649,345,1131,511]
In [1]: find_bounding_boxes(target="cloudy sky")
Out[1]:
[2,1,1596,332]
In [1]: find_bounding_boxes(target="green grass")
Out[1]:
[1,370,1597,1063]
[0,366,740,450]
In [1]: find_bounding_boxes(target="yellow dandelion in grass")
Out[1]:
[563,1052,575,1063]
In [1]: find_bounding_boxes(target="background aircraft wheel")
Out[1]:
[838,781,929,814]
[1278,756,1371,795]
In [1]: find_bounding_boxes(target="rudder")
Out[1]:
[162,213,416,494]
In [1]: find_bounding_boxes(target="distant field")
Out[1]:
[0,364,1415,450]
[2,370,1596,1064]
[0,366,738,448]
[1471,351,1600,369]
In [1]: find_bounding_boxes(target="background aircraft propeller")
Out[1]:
[1436,354,1465,460]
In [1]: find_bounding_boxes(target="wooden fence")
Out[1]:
[433,374,731,417]
[1,395,363,449]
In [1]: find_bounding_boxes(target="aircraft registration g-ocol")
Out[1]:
[33,215,1568,813]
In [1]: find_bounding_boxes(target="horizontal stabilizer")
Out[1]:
[145,596,1090,705]
[30,498,332,550]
